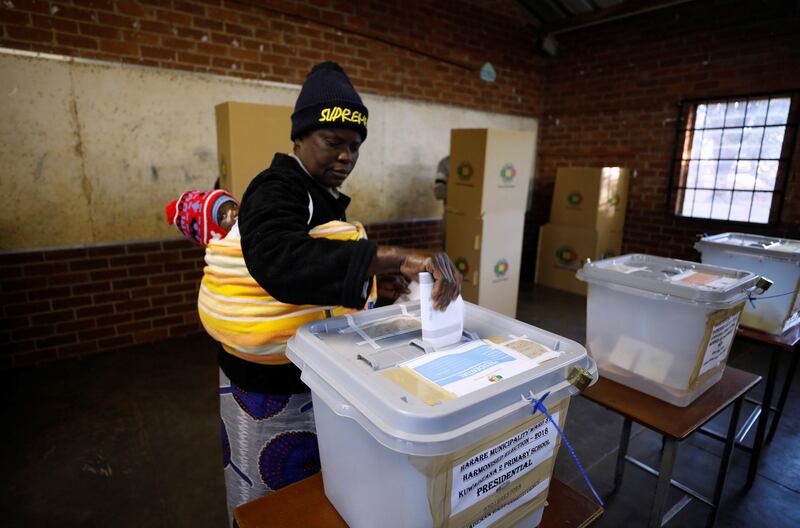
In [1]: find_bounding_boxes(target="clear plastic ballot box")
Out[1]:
[577,254,764,407]
[286,301,596,528]
[696,233,800,335]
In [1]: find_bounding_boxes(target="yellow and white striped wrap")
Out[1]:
[198,220,378,365]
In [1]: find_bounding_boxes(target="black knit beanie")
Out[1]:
[291,61,368,142]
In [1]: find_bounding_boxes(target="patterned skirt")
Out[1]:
[219,368,320,525]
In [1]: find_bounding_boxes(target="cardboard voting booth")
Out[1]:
[215,102,294,200]
[535,167,629,295]
[550,167,629,232]
[445,128,535,317]
[446,209,526,318]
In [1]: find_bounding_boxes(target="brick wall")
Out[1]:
[533,0,800,262]
[0,220,441,367]
[0,0,544,116]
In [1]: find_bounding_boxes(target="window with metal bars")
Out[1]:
[670,93,798,224]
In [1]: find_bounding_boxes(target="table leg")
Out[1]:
[613,417,632,495]
[767,346,799,443]
[707,397,743,528]
[747,346,780,488]
[648,436,678,528]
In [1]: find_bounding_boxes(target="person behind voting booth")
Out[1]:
[210,61,462,520]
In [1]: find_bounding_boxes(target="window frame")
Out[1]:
[667,91,799,226]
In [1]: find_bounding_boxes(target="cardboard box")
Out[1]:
[447,128,536,215]
[535,223,623,295]
[550,167,630,232]
[215,102,294,200]
[445,209,526,317]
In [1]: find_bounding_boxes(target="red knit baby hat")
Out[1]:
[165,189,235,245]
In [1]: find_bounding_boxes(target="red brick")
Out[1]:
[109,254,146,267]
[133,307,166,320]
[93,291,130,304]
[140,45,174,61]
[156,9,192,26]
[52,296,93,310]
[0,291,28,306]
[22,262,69,276]
[116,0,155,18]
[132,286,165,298]
[31,310,75,325]
[177,51,209,65]
[72,282,111,295]
[117,321,153,334]
[55,319,97,333]
[166,281,197,294]
[127,264,164,277]
[5,25,53,42]
[174,1,206,16]
[162,36,196,51]
[97,312,133,327]
[96,11,134,28]
[47,272,90,286]
[0,9,31,25]
[12,324,54,340]
[121,29,159,45]
[149,273,184,286]
[79,327,116,341]
[0,252,44,266]
[2,277,37,292]
[114,299,150,312]
[98,38,139,55]
[193,16,223,31]
[79,22,119,39]
[69,258,110,272]
[55,32,98,49]
[75,305,109,318]
[111,277,147,290]
[36,333,78,349]
[139,20,173,35]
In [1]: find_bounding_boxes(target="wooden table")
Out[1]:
[733,323,800,486]
[583,366,761,528]
[234,472,604,528]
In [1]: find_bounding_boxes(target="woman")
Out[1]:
[219,61,461,521]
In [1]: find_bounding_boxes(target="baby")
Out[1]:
[165,189,239,245]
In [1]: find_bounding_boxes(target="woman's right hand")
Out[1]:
[400,252,462,310]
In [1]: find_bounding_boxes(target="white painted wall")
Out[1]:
[0,49,537,249]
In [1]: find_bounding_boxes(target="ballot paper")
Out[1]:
[399,340,535,397]
[419,272,464,349]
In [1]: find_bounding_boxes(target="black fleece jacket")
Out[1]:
[238,153,378,309]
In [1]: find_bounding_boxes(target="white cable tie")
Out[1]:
[345,313,381,350]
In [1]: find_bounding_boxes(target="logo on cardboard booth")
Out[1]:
[567,192,583,206]
[555,246,579,266]
[499,163,516,183]
[607,194,621,208]
[494,258,509,277]
[456,162,474,182]
[455,257,470,275]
